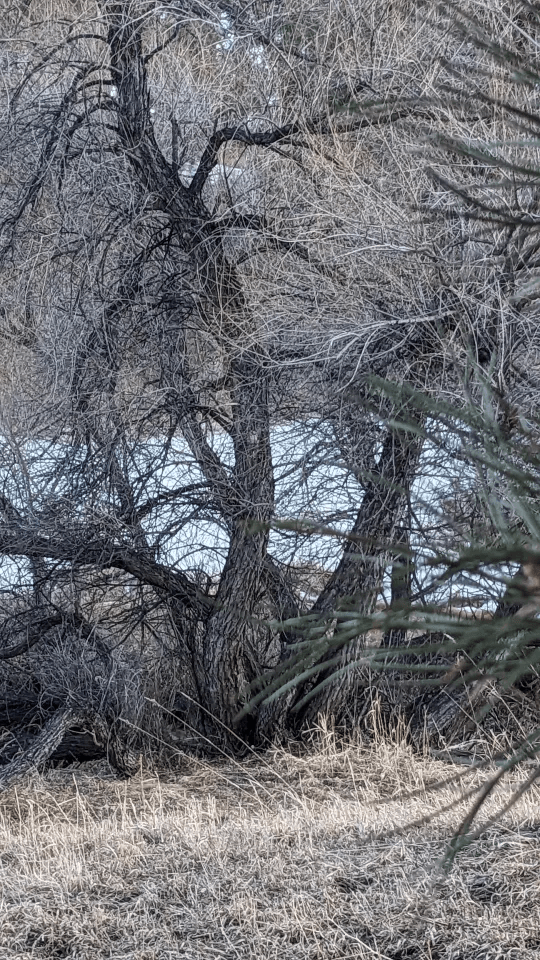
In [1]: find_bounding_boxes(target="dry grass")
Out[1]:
[0,734,539,959]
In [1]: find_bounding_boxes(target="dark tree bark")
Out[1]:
[0,707,139,784]
[0,707,87,790]
[286,426,424,726]
[383,528,412,649]
[104,3,277,736]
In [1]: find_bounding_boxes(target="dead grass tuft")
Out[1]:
[0,735,539,958]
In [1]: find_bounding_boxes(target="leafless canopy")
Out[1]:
[0,0,539,773]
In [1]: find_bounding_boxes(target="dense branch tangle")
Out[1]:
[0,0,533,770]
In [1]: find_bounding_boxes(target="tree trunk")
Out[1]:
[290,426,424,727]
[106,5,275,738]
[383,526,412,649]
[201,356,274,735]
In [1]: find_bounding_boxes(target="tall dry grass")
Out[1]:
[0,730,539,958]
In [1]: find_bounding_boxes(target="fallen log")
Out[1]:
[0,706,139,788]
[0,728,105,766]
[0,706,87,790]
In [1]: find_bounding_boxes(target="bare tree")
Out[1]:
[0,0,537,777]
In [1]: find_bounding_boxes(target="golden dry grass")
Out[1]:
[0,734,539,959]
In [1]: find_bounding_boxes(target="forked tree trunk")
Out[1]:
[289,426,424,727]
[106,5,275,739]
